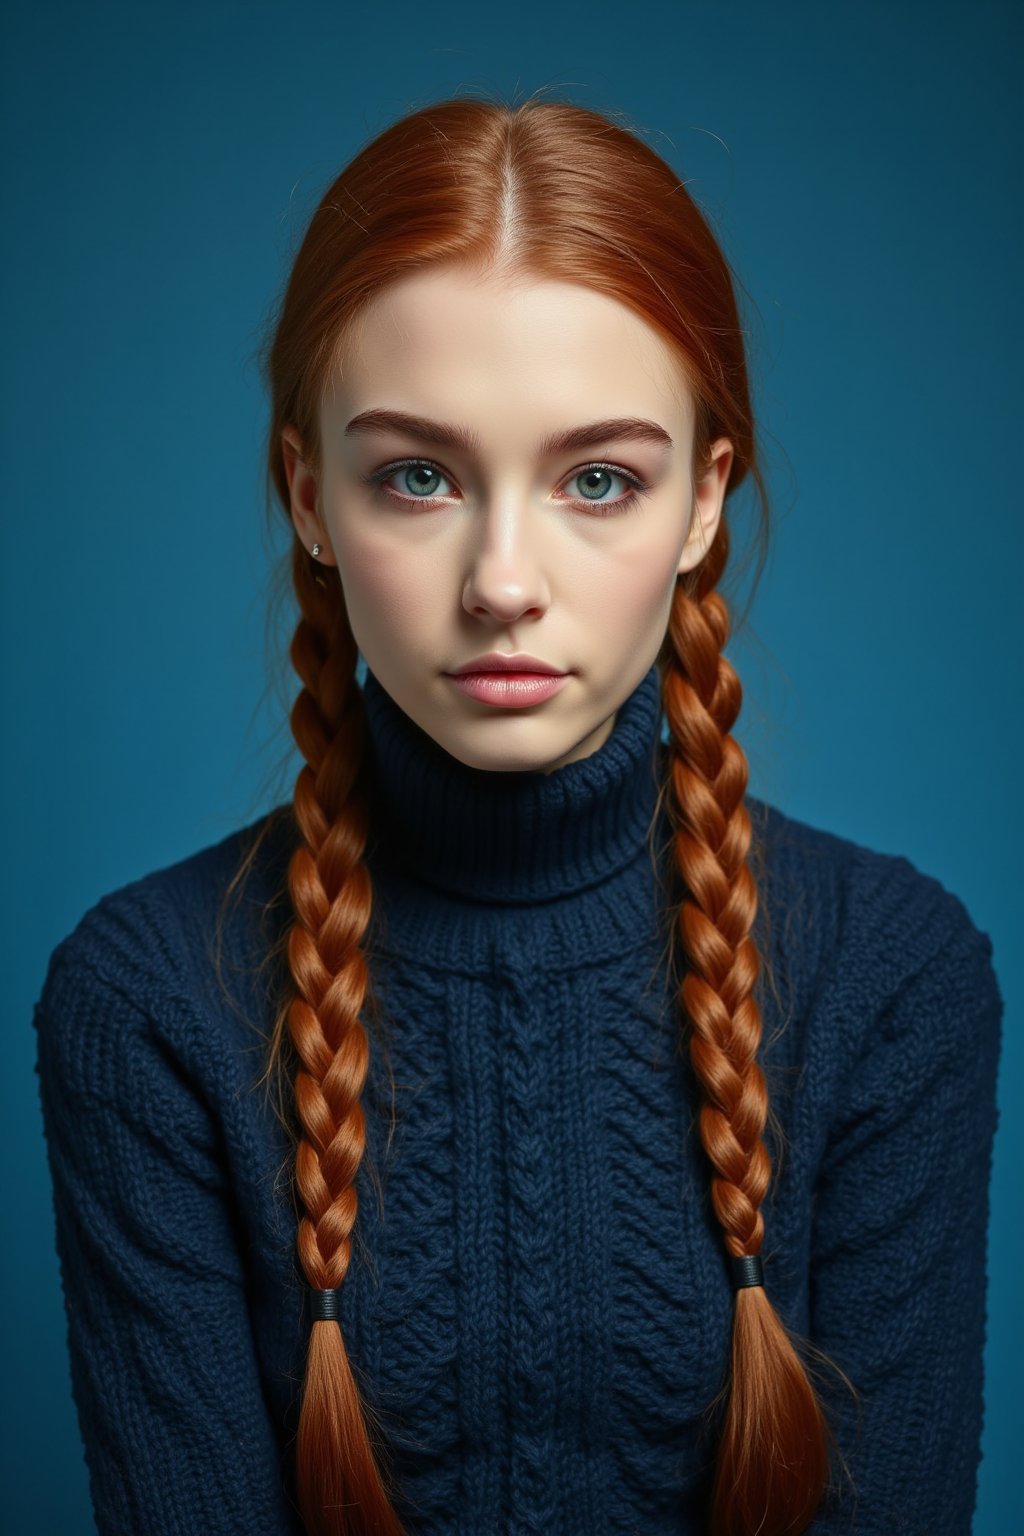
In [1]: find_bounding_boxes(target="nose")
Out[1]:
[461,499,551,623]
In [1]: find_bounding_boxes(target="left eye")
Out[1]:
[562,465,638,503]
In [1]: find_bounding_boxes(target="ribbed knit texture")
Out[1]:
[33,662,1003,1535]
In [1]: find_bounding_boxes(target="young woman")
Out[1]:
[34,96,1003,1536]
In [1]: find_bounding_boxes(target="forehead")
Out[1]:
[321,266,694,444]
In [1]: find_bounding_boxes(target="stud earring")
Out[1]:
[311,543,321,557]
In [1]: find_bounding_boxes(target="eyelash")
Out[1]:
[359,457,650,516]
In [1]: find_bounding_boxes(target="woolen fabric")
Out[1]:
[33,662,1003,1534]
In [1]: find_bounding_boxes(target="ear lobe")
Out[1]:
[675,494,715,577]
[676,518,708,577]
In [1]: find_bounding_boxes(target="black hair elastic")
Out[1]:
[729,1254,765,1289]
[309,1286,342,1322]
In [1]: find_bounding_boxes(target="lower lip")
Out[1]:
[445,671,570,706]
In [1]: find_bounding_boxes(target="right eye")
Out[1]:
[362,459,458,506]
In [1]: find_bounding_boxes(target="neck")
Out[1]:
[360,666,666,905]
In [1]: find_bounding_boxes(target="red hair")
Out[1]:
[225,92,856,1536]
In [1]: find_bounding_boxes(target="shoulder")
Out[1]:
[748,790,994,970]
[48,805,294,977]
[34,806,297,1096]
[744,793,1001,1073]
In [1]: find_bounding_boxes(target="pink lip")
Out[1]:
[446,672,570,707]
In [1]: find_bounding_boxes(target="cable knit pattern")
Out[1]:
[33,663,1003,1535]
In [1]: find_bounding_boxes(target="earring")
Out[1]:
[311,542,321,557]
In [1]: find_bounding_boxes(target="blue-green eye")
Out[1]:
[363,459,456,504]
[400,464,451,497]
[566,466,634,502]
[556,463,650,516]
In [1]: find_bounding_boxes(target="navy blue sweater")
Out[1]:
[33,663,1003,1535]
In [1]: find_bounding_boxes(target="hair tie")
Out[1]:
[729,1254,765,1289]
[309,1286,342,1322]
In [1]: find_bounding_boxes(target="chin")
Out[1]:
[436,728,570,776]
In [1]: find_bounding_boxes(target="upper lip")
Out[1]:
[447,652,567,676]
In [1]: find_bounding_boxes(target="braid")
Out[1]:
[660,533,840,1535]
[283,548,405,1536]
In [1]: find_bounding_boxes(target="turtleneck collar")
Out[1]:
[360,664,665,905]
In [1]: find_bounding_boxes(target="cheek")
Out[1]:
[334,534,436,640]
[568,536,681,629]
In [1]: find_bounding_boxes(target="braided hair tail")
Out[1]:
[285,553,405,1536]
[660,549,840,1535]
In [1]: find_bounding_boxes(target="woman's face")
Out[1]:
[283,265,733,774]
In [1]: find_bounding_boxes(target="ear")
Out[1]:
[281,425,338,567]
[677,437,734,576]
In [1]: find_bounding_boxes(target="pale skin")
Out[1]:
[283,265,733,775]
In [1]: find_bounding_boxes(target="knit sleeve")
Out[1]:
[806,892,1003,1535]
[33,915,302,1536]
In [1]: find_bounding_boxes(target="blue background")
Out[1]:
[3,1,1019,1530]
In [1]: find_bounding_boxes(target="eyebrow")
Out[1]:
[343,408,674,457]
